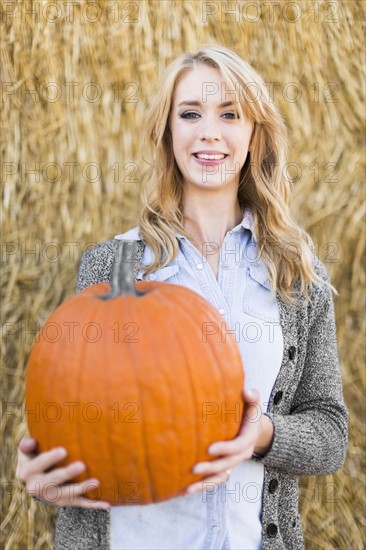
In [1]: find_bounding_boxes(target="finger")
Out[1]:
[243,387,260,402]
[242,389,264,424]
[16,440,40,479]
[35,480,110,509]
[30,477,98,502]
[19,447,68,479]
[43,461,87,486]
[208,433,255,457]
[193,456,242,477]
[186,471,229,494]
[65,492,111,509]
[68,498,111,510]
[18,437,38,454]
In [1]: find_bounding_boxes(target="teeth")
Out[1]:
[195,153,226,160]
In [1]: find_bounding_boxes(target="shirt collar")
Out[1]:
[114,226,142,241]
[114,208,256,243]
[175,207,256,242]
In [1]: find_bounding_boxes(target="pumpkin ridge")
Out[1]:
[150,291,188,494]
[161,288,205,489]
[69,296,101,489]
[27,323,50,456]
[171,290,241,450]
[154,287,219,486]
[43,319,55,455]
[139,296,181,500]
[118,296,152,504]
[101,298,119,500]
[127,299,155,503]
[171,296,222,462]
[76,299,101,494]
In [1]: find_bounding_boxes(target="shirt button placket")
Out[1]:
[204,491,223,550]
[219,236,235,325]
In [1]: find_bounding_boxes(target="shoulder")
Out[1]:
[76,232,145,293]
[309,254,332,300]
[82,239,120,261]
[311,254,331,284]
[306,254,335,324]
[76,239,120,293]
[82,225,143,266]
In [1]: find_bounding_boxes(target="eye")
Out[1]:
[222,111,239,119]
[179,112,199,119]
[179,111,240,120]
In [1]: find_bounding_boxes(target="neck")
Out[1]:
[182,185,243,252]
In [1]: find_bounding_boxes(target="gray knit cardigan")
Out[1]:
[48,239,348,550]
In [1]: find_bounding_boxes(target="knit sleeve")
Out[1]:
[75,240,120,293]
[254,260,349,476]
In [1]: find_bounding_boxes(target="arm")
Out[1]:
[256,260,349,476]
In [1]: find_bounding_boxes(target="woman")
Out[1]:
[17,44,348,549]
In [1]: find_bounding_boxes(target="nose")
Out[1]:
[199,114,222,141]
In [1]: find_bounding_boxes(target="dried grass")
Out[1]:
[1,0,365,548]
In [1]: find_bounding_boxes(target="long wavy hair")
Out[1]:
[136,43,336,304]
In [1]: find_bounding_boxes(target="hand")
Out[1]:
[184,387,274,495]
[16,437,111,509]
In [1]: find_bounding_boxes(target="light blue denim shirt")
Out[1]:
[111,208,283,550]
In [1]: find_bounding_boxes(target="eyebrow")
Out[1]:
[177,100,235,108]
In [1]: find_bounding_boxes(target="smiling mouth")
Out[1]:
[193,153,229,160]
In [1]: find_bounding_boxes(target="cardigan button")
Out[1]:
[267,523,278,537]
[269,479,279,493]
[288,346,296,360]
[274,391,283,405]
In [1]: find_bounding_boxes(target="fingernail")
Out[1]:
[55,447,67,457]
[208,444,220,454]
[88,478,100,485]
[73,462,85,471]
[192,463,207,474]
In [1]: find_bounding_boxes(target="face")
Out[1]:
[169,64,254,192]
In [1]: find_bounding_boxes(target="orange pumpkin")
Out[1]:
[25,240,244,505]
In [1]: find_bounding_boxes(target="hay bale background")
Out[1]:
[1,0,364,547]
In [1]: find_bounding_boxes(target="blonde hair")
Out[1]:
[136,43,337,304]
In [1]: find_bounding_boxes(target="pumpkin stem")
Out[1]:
[98,240,145,300]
